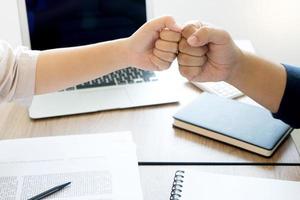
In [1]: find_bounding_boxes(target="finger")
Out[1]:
[179,38,208,56]
[160,29,181,42]
[187,26,231,47]
[147,16,182,33]
[155,39,178,53]
[179,65,203,81]
[153,48,176,62]
[150,55,171,70]
[177,53,207,67]
[182,23,199,39]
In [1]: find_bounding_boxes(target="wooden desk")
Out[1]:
[1,0,300,164]
[0,77,299,164]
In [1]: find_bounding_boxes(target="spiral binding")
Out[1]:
[170,170,185,200]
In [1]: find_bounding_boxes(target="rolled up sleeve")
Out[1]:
[272,64,300,128]
[0,40,39,103]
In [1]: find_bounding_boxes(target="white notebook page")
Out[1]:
[179,170,300,200]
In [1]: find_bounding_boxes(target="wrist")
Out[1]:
[124,35,143,67]
[92,38,132,70]
[116,38,132,67]
[226,48,247,86]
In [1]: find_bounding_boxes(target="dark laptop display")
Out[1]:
[25,0,147,50]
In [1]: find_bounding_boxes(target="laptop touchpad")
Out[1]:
[78,88,133,110]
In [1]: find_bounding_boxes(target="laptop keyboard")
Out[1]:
[65,67,158,91]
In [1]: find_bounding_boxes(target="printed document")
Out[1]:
[0,132,143,200]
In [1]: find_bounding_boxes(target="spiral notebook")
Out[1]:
[170,170,300,200]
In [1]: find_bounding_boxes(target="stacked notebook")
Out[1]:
[173,93,292,156]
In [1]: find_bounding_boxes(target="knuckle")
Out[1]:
[202,46,209,54]
[179,39,188,52]
[168,43,179,53]
[153,48,161,58]
[196,46,208,57]
[173,32,182,42]
[173,42,179,51]
[179,67,195,81]
[178,53,191,65]
[155,57,171,70]
[198,26,210,39]
[200,56,208,65]
[182,24,197,38]
[201,26,210,34]
[155,50,175,62]
[160,30,180,42]
[156,40,178,52]
[165,53,174,62]
[162,15,175,27]
[222,30,231,42]
[155,40,162,49]
[169,53,176,61]
[179,66,188,76]
[180,54,189,64]
[160,29,168,37]
[163,15,174,21]
[159,62,170,70]
[177,53,185,64]
[183,24,196,31]
[161,30,181,41]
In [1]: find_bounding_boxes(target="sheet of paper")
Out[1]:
[0,132,143,200]
[179,170,300,200]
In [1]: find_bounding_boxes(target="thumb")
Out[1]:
[187,26,231,47]
[148,16,182,33]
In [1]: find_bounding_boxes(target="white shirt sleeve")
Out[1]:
[0,40,40,104]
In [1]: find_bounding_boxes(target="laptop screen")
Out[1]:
[25,0,147,50]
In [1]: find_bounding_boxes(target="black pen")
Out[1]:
[28,182,71,200]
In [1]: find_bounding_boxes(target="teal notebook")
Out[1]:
[173,93,292,156]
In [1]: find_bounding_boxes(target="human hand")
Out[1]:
[127,16,181,71]
[178,21,243,82]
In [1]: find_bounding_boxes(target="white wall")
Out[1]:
[0,0,299,65]
[0,0,22,47]
[151,0,300,65]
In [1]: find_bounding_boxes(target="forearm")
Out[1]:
[35,38,130,94]
[227,51,287,113]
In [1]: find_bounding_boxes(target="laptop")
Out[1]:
[17,0,179,119]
